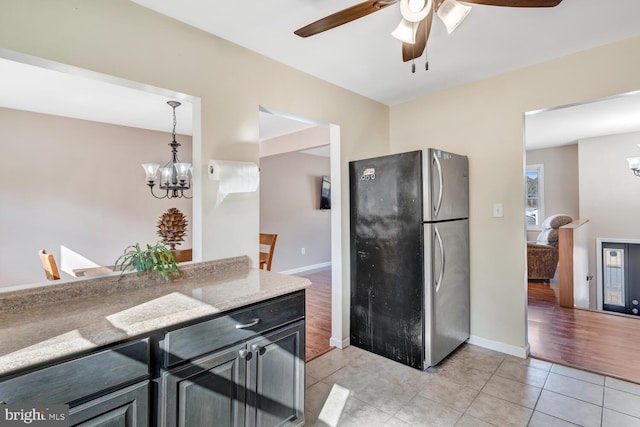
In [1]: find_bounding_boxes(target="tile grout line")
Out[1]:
[304,345,640,426]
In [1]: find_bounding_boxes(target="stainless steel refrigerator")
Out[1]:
[349,149,470,370]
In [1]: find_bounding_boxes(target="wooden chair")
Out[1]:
[259,233,278,271]
[38,249,61,281]
[171,248,193,263]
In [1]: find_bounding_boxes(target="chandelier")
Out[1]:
[142,101,192,199]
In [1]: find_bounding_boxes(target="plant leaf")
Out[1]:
[114,241,181,281]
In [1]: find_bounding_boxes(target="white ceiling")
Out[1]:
[129,0,640,106]
[526,91,640,150]
[0,57,193,136]
[3,0,640,149]
[258,112,316,141]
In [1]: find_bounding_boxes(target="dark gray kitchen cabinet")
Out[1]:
[0,340,150,426]
[161,343,246,427]
[161,321,304,427]
[0,291,305,427]
[246,323,304,427]
[69,381,149,427]
[0,340,149,405]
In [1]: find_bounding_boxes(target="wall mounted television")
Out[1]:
[320,175,331,210]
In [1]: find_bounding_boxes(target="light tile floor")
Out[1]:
[304,344,640,427]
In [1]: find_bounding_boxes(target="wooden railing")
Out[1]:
[558,219,590,308]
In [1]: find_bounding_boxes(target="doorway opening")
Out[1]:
[0,48,202,288]
[523,92,640,383]
[258,106,343,361]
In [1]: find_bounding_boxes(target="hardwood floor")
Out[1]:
[528,280,640,384]
[297,266,333,362]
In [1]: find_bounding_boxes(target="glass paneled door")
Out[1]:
[601,242,640,316]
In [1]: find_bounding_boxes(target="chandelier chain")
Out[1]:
[172,105,177,142]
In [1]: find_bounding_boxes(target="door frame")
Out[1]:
[258,106,345,348]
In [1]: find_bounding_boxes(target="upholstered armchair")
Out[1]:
[527,214,573,281]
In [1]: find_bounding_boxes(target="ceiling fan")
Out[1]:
[295,0,563,71]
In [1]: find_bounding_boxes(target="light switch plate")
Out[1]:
[493,203,504,218]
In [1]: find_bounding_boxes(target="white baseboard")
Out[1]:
[278,262,331,275]
[330,336,349,349]
[467,335,530,359]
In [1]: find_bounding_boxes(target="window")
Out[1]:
[526,164,544,230]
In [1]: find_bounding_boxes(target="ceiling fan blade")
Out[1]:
[459,0,562,7]
[402,8,433,62]
[294,0,399,38]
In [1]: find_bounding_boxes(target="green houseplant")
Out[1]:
[114,242,180,281]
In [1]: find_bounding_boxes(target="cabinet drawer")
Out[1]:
[0,339,149,404]
[163,292,304,367]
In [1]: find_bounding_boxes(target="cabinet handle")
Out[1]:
[238,349,253,360]
[251,344,267,355]
[235,318,260,329]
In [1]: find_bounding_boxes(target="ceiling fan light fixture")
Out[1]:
[627,157,640,176]
[400,0,433,22]
[392,19,419,44]
[436,0,472,34]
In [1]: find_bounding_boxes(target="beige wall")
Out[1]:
[1,0,388,341]
[579,132,640,306]
[0,107,192,286]
[260,152,331,272]
[526,144,580,241]
[4,0,640,353]
[391,36,640,352]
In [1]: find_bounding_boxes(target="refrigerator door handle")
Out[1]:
[432,152,444,218]
[435,226,445,293]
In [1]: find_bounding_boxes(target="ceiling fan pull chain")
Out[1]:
[425,48,429,71]
[412,41,416,73]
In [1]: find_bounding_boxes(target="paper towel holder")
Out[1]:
[209,163,260,176]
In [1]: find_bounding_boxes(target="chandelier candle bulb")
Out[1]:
[161,168,172,186]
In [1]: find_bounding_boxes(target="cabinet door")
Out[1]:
[69,381,149,427]
[161,343,246,427]
[246,321,305,427]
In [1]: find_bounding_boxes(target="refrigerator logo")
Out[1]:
[435,150,452,160]
[360,168,376,181]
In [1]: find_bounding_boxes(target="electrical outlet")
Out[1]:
[301,248,306,255]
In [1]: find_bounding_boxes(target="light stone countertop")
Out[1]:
[0,256,310,376]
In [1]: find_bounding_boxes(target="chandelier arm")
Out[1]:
[148,183,169,199]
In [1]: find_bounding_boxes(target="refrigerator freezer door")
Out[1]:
[423,149,469,221]
[349,151,425,369]
[424,219,470,367]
